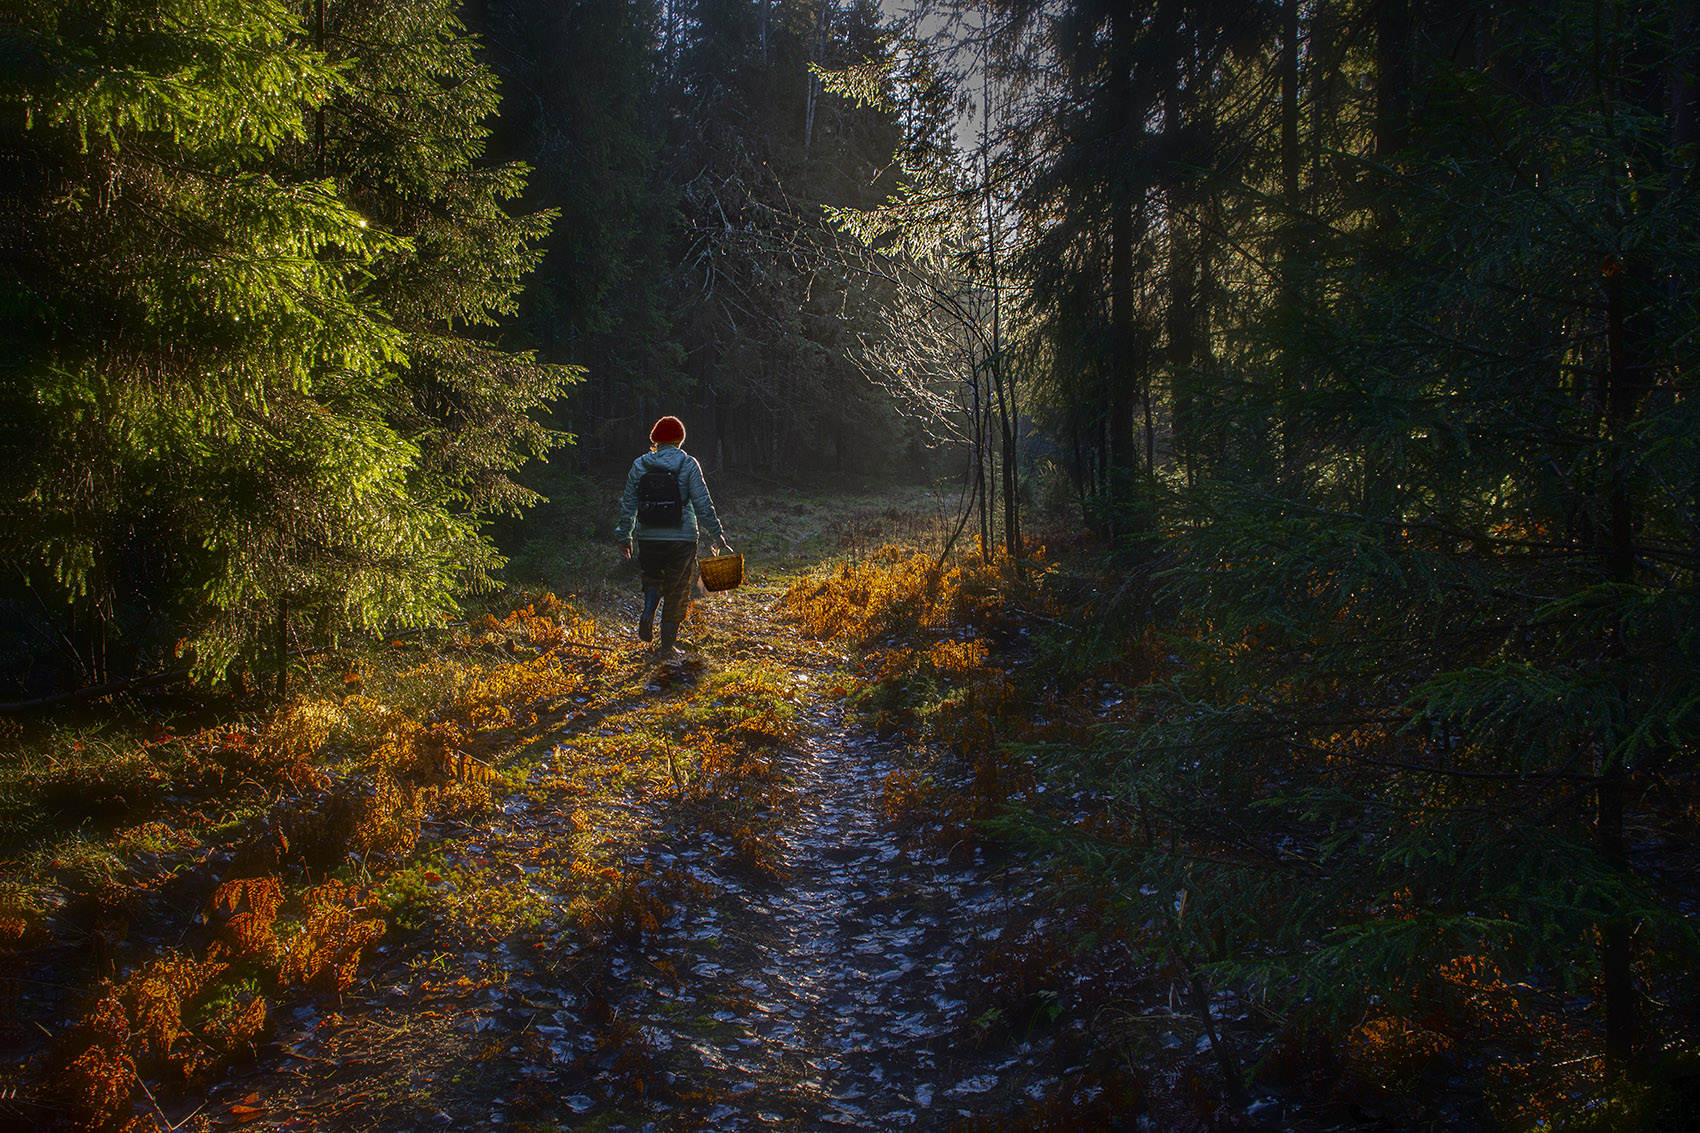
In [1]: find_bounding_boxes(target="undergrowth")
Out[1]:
[780,526,1700,1130]
[774,533,1684,1131]
[14,489,1684,1130]
[6,491,1030,1131]
[1,592,618,1130]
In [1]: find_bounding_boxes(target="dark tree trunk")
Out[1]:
[1676,13,1699,188]
[1164,79,1192,486]
[969,355,990,561]
[698,340,722,471]
[1599,252,1650,1066]
[1587,5,1678,1056]
[1186,194,1215,490]
[980,373,994,560]
[1374,0,1411,160]
[1110,205,1136,483]
[1364,0,1409,532]
[1282,0,1300,201]
[1108,5,1138,489]
[985,153,1019,559]
[804,1,830,154]
[1274,0,1302,484]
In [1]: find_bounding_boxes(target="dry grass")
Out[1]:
[771,542,1063,859]
[776,542,1031,645]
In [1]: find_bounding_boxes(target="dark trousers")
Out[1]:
[637,540,697,629]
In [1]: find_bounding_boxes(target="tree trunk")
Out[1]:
[1375,0,1411,160]
[971,359,991,562]
[1186,967,1249,1108]
[1588,5,1670,1055]
[804,1,831,154]
[981,373,995,560]
[1185,195,1215,490]
[1599,247,1649,1065]
[997,366,1018,558]
[1670,7,1697,558]
[1108,5,1138,491]
[1282,0,1300,201]
[1597,215,1651,1071]
[1364,0,1408,533]
[984,154,1019,559]
[1274,0,1302,484]
[1164,79,1192,486]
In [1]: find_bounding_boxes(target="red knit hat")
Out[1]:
[649,415,686,445]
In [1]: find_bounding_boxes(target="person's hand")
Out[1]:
[714,537,734,556]
[620,543,632,562]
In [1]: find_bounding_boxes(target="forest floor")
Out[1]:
[182,577,1105,1132]
[6,487,1326,1133]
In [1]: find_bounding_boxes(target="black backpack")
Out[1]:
[636,457,684,526]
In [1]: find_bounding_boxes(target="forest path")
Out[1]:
[194,572,1063,1133]
[566,580,1058,1130]
[594,695,1043,1130]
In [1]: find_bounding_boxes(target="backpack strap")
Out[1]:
[643,450,687,488]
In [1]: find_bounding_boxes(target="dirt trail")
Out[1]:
[595,695,1054,1130]
[554,585,1061,1129]
[190,583,1067,1133]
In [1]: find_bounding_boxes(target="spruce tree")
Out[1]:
[6,0,571,687]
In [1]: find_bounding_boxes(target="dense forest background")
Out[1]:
[5,0,1700,1125]
[3,0,959,697]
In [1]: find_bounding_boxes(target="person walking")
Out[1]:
[614,416,732,659]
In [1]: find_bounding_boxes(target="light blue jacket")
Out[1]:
[613,444,725,546]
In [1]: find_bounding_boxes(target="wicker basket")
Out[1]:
[699,552,744,593]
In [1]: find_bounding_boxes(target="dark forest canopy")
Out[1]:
[5,0,1696,668]
[470,0,927,471]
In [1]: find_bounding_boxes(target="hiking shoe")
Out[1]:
[638,588,660,642]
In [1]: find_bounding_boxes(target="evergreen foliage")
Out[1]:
[475,0,683,439]
[4,0,572,686]
[972,0,1700,1115]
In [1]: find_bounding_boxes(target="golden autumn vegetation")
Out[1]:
[3,591,629,1129]
[4,522,852,1132]
[770,531,1699,1130]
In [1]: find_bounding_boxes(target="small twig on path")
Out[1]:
[1168,949,1250,1109]
[127,1057,208,1132]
